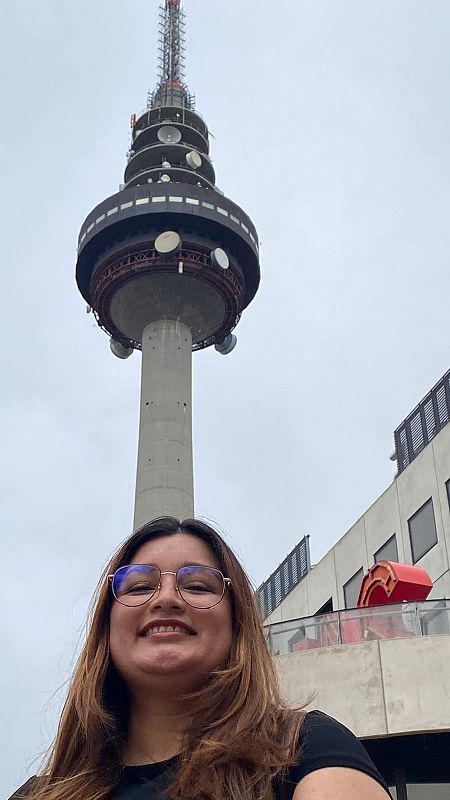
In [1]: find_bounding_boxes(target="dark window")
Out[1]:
[316,598,333,614]
[408,498,438,563]
[446,479,450,512]
[374,534,398,564]
[343,568,364,609]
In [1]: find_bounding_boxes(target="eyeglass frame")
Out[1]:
[107,564,232,609]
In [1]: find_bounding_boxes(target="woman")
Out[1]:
[11,517,391,800]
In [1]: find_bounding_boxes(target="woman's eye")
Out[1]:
[126,582,155,594]
[183,583,211,593]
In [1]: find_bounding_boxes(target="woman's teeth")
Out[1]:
[146,625,190,635]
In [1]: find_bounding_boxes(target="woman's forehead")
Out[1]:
[129,532,219,569]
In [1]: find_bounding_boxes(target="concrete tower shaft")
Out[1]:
[134,319,193,529]
[75,1,260,525]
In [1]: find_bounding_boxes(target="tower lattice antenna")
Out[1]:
[149,0,194,110]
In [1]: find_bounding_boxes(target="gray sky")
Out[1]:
[2,0,450,794]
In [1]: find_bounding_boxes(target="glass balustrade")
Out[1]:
[266,600,450,656]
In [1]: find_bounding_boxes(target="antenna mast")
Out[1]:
[149,0,194,110]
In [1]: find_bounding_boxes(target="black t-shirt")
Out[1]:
[10,711,391,800]
[114,711,390,799]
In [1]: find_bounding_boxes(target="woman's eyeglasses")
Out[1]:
[108,564,232,609]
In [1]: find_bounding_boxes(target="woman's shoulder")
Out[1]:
[300,708,373,756]
[298,709,386,777]
[273,710,390,799]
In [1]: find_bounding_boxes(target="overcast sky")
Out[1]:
[2,0,450,794]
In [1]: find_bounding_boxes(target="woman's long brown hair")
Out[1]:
[25,517,305,800]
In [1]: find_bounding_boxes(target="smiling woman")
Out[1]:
[10,517,391,800]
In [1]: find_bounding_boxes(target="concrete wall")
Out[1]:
[276,635,450,738]
[266,423,450,624]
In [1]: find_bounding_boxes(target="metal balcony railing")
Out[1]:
[394,368,450,473]
[265,599,450,656]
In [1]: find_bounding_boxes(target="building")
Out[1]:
[75,0,260,528]
[260,369,450,799]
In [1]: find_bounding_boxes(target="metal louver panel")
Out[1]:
[394,369,450,474]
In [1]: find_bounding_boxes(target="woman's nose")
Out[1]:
[150,573,184,607]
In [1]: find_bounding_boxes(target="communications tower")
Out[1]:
[76,0,260,529]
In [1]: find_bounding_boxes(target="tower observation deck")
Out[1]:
[76,0,260,528]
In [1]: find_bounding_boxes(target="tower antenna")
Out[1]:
[150,0,194,110]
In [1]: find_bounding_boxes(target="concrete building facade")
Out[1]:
[261,370,450,799]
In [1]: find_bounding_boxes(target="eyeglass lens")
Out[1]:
[112,564,225,608]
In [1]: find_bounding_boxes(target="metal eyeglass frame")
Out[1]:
[107,564,232,609]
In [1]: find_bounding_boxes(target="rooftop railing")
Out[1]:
[265,599,450,656]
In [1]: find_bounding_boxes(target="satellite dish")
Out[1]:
[157,125,182,144]
[211,248,229,270]
[215,334,237,355]
[154,230,182,255]
[110,339,133,359]
[186,150,202,169]
[147,177,153,183]
[160,174,171,183]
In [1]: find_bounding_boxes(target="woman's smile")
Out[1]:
[139,619,196,636]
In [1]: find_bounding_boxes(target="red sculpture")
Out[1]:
[357,561,432,607]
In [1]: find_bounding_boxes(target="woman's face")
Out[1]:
[109,533,233,694]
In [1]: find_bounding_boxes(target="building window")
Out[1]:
[408,498,438,563]
[316,598,333,614]
[343,568,364,609]
[374,534,398,564]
